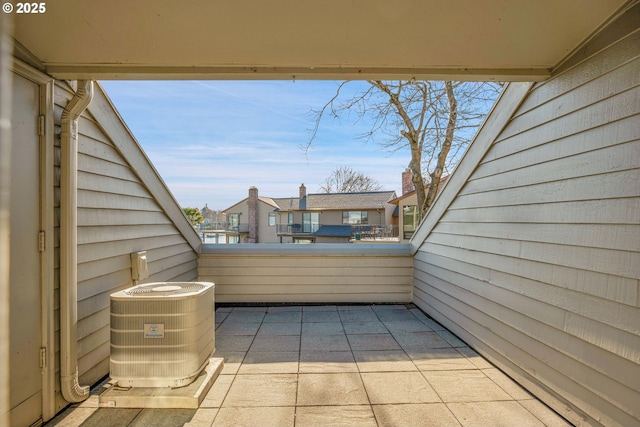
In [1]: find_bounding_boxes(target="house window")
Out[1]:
[302,212,319,233]
[268,212,276,226]
[294,237,314,244]
[227,235,240,244]
[228,213,240,230]
[287,212,293,224]
[342,211,368,224]
[403,206,418,239]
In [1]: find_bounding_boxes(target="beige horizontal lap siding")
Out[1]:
[199,244,413,303]
[52,82,199,406]
[412,10,639,427]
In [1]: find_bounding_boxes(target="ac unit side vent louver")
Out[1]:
[110,282,215,388]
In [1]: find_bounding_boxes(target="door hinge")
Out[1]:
[38,115,45,136]
[40,347,47,368]
[38,231,45,252]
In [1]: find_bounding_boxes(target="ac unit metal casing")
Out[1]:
[110,282,215,388]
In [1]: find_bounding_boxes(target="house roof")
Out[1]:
[271,197,300,211]
[223,196,281,213]
[225,190,397,213]
[303,191,397,211]
[258,197,280,209]
[11,1,628,81]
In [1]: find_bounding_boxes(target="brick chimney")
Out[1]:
[248,186,258,243]
[299,183,306,199]
[402,169,415,195]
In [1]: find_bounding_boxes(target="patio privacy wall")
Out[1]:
[52,82,200,412]
[411,8,639,427]
[199,244,413,303]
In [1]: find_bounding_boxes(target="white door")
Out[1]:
[9,72,43,427]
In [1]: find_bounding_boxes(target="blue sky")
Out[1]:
[100,80,411,210]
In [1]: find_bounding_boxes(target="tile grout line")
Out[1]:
[513,399,553,427]
[350,307,381,426]
[405,305,462,422]
[294,308,301,427]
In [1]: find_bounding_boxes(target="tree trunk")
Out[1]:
[423,81,457,217]
[410,157,426,222]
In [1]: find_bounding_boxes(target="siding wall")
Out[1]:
[53,82,200,410]
[199,244,413,303]
[257,201,278,243]
[412,10,639,427]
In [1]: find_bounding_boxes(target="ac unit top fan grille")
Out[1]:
[125,283,206,296]
[112,282,214,299]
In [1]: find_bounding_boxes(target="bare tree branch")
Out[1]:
[319,166,383,193]
[307,80,502,221]
[302,81,351,154]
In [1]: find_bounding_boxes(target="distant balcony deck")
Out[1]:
[225,223,249,234]
[48,303,569,426]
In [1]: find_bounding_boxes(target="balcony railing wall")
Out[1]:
[351,225,398,240]
[275,224,399,240]
[226,223,249,233]
[275,223,320,234]
[199,243,412,303]
[197,222,228,231]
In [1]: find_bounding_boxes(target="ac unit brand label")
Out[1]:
[144,323,165,339]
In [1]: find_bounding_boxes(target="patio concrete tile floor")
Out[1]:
[353,350,417,373]
[47,304,572,427]
[299,351,358,373]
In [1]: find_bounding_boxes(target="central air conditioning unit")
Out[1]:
[110,282,215,388]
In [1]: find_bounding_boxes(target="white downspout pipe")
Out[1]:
[60,80,93,402]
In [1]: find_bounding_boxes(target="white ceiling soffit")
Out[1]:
[12,0,628,81]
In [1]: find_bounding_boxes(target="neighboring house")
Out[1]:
[199,204,226,230]
[223,184,398,243]
[390,170,449,242]
[198,204,228,244]
[222,187,282,243]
